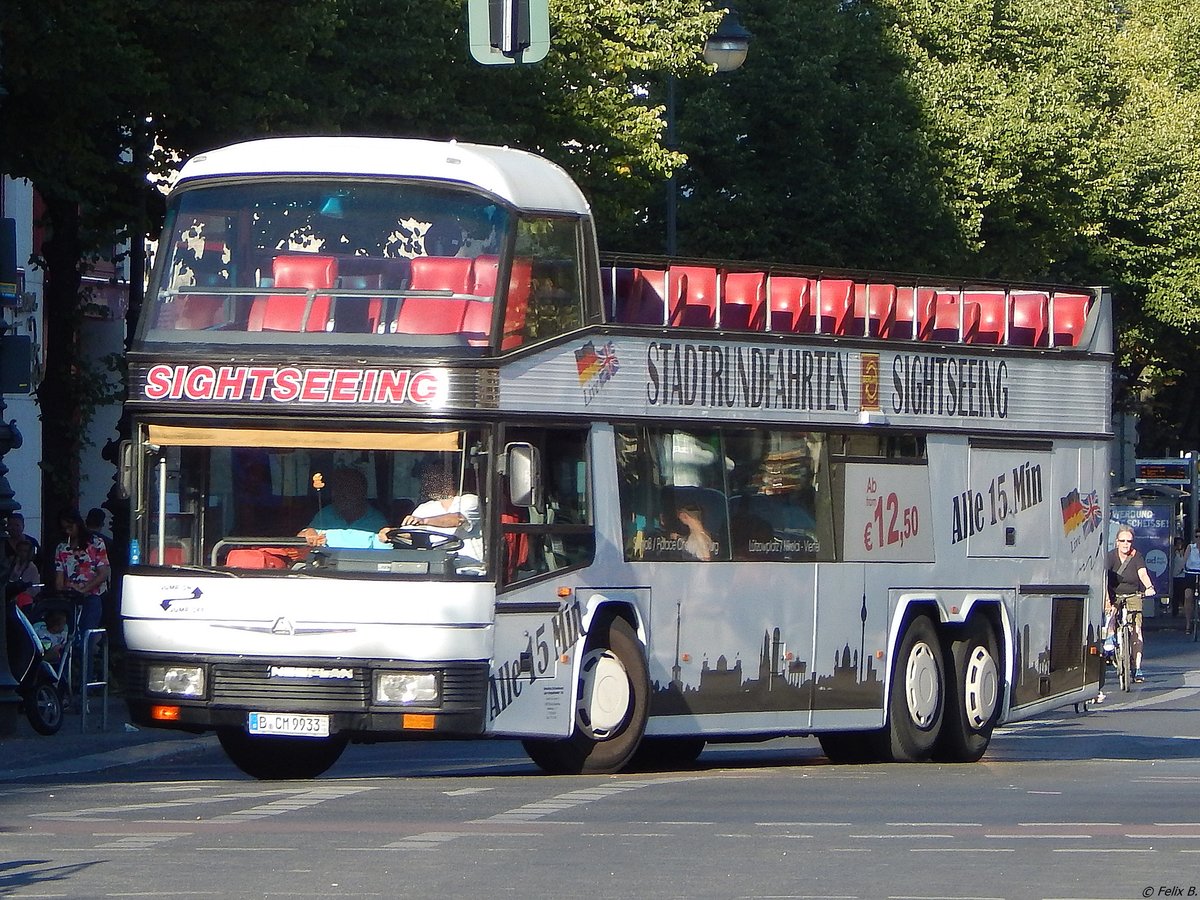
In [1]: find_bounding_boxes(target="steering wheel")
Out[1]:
[382,527,464,552]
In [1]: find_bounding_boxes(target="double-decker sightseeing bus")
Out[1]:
[120,136,1111,779]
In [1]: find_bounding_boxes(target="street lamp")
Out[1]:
[666,8,752,257]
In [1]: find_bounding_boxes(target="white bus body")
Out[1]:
[121,136,1111,778]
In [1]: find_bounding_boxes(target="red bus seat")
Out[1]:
[249,255,338,332]
[767,276,813,333]
[501,258,534,350]
[892,287,935,340]
[462,299,493,344]
[149,546,187,565]
[409,256,474,293]
[815,279,855,335]
[471,255,501,298]
[602,267,632,322]
[852,283,898,338]
[621,268,667,326]
[393,297,468,334]
[1008,291,1049,347]
[1050,292,1093,347]
[668,265,719,327]
[930,292,980,342]
[965,291,1006,344]
[721,272,766,330]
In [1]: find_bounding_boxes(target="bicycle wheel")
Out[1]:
[1116,624,1132,691]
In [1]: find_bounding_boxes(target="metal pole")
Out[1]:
[666,73,677,258]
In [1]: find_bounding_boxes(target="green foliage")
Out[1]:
[10,0,1200,474]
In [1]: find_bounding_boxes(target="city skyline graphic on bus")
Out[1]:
[651,601,884,716]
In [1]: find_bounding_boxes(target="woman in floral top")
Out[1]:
[53,508,110,632]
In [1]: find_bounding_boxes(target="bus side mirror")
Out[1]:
[504,442,543,513]
[117,440,134,500]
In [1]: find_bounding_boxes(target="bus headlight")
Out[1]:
[147,663,206,698]
[374,671,439,705]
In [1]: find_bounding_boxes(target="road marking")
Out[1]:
[1125,833,1200,838]
[32,788,301,820]
[444,787,493,796]
[909,848,1013,853]
[887,822,981,827]
[93,832,193,851]
[984,833,1092,839]
[851,834,954,839]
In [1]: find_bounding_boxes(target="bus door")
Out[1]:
[488,425,597,737]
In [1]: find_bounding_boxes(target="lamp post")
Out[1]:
[665,8,752,257]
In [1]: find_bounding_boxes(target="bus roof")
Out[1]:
[174,136,592,216]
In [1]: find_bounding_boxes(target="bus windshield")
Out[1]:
[138,424,489,579]
[139,179,512,350]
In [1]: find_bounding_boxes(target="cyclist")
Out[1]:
[1106,525,1156,683]
[1183,529,1200,633]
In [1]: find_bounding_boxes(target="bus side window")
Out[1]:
[501,428,593,585]
[502,217,583,351]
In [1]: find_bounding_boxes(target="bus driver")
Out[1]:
[382,465,483,561]
[298,467,388,548]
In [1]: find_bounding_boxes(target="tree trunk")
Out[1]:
[36,193,85,523]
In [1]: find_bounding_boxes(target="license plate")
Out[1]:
[247,712,330,738]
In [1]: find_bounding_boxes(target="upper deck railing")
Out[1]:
[601,259,1101,351]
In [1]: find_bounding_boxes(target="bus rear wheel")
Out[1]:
[882,614,945,762]
[935,616,1000,762]
[523,615,649,775]
[217,728,348,780]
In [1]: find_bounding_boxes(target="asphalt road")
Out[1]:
[2,621,1199,900]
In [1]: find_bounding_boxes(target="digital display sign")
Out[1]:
[1135,458,1195,485]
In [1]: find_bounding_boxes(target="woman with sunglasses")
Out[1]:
[1106,526,1156,684]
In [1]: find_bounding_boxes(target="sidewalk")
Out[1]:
[0,690,216,781]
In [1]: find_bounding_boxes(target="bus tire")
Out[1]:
[934,616,1000,762]
[882,614,944,762]
[629,737,707,771]
[817,731,881,764]
[522,615,649,775]
[217,728,348,780]
[26,673,65,736]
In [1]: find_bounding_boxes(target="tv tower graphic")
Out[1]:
[859,593,868,679]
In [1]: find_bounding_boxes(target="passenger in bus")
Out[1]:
[298,467,387,547]
[674,503,717,561]
[385,465,482,560]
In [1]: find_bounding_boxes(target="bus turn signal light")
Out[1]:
[151,705,181,721]
[403,714,436,730]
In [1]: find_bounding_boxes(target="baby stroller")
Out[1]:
[4,584,80,735]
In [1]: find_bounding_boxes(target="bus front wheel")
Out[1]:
[522,615,649,775]
[882,615,945,762]
[935,617,1001,762]
[217,728,348,780]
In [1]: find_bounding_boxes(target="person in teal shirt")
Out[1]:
[297,467,388,548]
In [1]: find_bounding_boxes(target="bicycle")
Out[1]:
[1110,592,1152,691]
[1188,572,1200,641]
